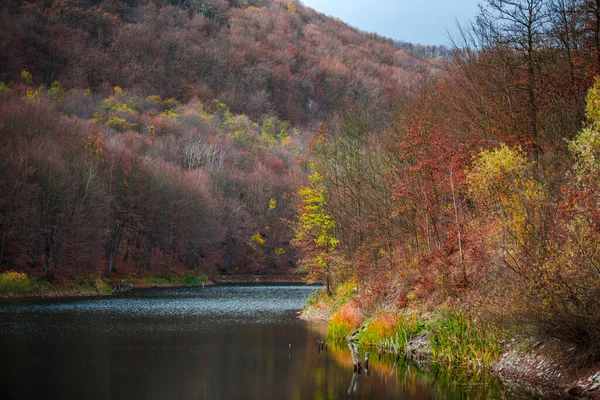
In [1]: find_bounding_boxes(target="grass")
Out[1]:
[327,300,362,339]
[126,271,209,286]
[358,313,426,353]
[327,316,357,340]
[308,279,500,371]
[0,269,211,298]
[305,280,357,311]
[71,276,113,294]
[429,310,500,370]
[0,270,50,296]
[305,287,328,308]
[330,280,357,310]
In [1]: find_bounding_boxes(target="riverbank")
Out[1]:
[0,269,213,299]
[0,269,309,299]
[301,299,600,399]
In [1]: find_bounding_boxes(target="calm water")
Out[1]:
[0,285,528,399]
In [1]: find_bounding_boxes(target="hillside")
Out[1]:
[0,0,439,285]
[0,0,442,125]
[2,0,600,395]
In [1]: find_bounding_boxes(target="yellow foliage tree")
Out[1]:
[293,169,339,294]
[467,144,546,277]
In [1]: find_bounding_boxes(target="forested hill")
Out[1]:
[0,0,443,125]
[3,0,600,374]
[0,0,440,285]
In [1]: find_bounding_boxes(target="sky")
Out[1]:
[300,0,481,46]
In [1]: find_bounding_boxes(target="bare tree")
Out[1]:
[475,0,548,153]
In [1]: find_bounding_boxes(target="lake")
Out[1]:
[0,285,532,399]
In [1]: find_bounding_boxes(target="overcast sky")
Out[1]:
[300,0,480,46]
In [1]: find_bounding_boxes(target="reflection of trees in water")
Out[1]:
[315,337,509,399]
[293,323,512,398]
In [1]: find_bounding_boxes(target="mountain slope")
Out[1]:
[0,0,442,125]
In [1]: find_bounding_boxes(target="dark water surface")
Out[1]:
[0,285,525,399]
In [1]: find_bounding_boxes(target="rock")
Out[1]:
[113,280,132,294]
[589,381,600,392]
[404,333,431,361]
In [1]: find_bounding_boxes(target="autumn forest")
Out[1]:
[1,0,600,362]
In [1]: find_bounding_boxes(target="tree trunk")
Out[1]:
[450,168,467,286]
[0,218,7,265]
[225,229,233,271]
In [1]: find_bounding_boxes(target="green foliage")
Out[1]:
[304,280,356,311]
[429,311,499,370]
[570,126,600,180]
[0,82,6,93]
[73,276,112,294]
[48,81,67,103]
[305,287,327,308]
[273,247,285,261]
[325,283,361,339]
[136,272,209,286]
[357,320,392,346]
[106,116,135,132]
[330,280,355,309]
[102,97,136,115]
[248,232,266,250]
[214,100,232,125]
[20,70,32,84]
[467,145,544,223]
[180,270,209,285]
[522,80,600,355]
[26,85,44,100]
[260,116,291,146]
[0,271,50,296]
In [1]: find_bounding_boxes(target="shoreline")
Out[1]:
[0,274,315,300]
[300,305,600,399]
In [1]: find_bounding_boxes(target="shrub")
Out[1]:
[137,272,209,285]
[0,271,49,296]
[327,300,361,339]
[74,276,112,294]
[305,287,327,308]
[180,270,209,285]
[358,313,425,352]
[106,116,135,132]
[96,277,113,294]
[358,314,397,345]
[330,280,356,310]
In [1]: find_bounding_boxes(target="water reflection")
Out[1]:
[0,286,548,399]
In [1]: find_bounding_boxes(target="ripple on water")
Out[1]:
[0,285,320,339]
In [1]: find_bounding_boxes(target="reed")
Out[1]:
[429,311,499,370]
